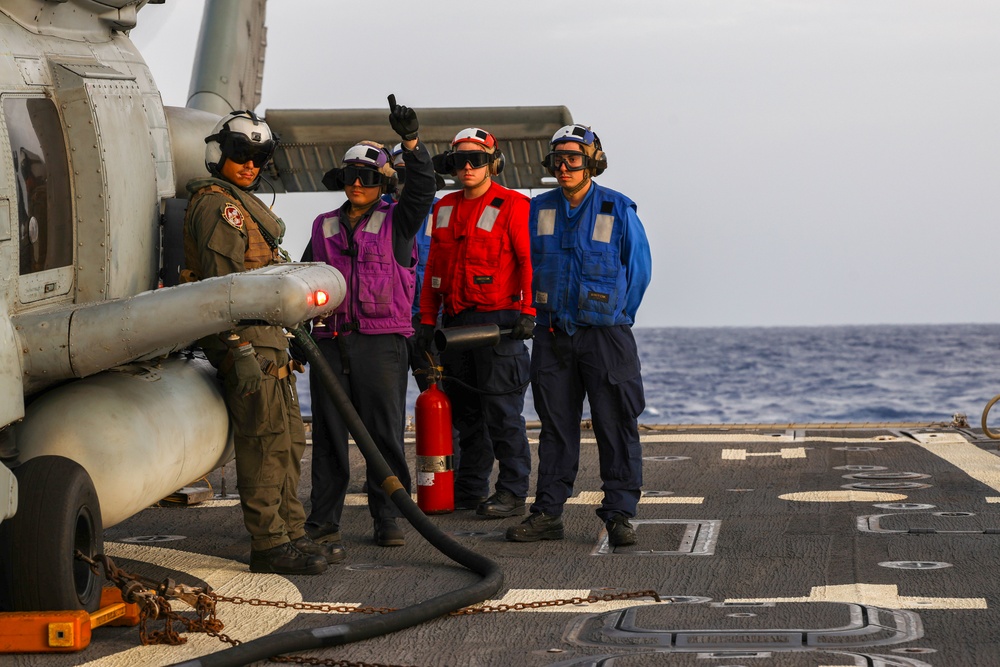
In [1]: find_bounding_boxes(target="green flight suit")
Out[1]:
[184,177,307,551]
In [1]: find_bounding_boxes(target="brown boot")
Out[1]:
[292,535,345,564]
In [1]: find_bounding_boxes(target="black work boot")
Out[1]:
[505,512,564,542]
[292,535,345,564]
[249,542,327,575]
[304,522,341,545]
[374,518,404,547]
[454,492,488,511]
[477,489,526,518]
[606,514,637,547]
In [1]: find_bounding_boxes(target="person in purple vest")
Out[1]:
[302,96,435,549]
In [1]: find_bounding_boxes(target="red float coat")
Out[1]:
[419,181,535,324]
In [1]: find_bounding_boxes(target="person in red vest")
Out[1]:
[416,128,535,518]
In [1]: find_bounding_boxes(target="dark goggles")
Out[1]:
[543,150,587,171]
[220,134,275,168]
[342,165,383,187]
[451,150,493,169]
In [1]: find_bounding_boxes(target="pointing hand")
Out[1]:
[388,94,419,141]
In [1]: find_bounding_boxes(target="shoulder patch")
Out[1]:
[222,203,244,230]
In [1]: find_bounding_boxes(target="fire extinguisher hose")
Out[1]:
[170,327,504,667]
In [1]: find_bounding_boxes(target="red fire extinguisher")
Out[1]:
[415,381,454,514]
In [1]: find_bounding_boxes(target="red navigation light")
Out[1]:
[315,290,329,307]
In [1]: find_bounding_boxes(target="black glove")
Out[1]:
[388,94,419,141]
[415,324,436,357]
[231,343,263,395]
[510,314,536,340]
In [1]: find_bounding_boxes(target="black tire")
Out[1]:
[2,456,103,611]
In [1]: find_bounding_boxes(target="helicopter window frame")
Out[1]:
[1,94,74,304]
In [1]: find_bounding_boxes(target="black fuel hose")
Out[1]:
[170,327,503,667]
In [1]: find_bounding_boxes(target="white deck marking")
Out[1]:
[566,491,704,505]
[195,498,241,508]
[721,447,807,460]
[779,491,908,502]
[727,583,986,610]
[907,432,1000,493]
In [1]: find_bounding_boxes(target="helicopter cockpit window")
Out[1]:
[3,97,72,275]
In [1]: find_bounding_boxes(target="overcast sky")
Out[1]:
[132,0,1000,329]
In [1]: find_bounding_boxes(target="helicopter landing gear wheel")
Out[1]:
[1,456,103,611]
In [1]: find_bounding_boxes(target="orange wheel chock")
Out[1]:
[0,587,140,653]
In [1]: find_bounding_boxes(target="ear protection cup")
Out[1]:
[589,133,607,176]
[490,149,505,176]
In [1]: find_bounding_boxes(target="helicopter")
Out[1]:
[0,0,569,614]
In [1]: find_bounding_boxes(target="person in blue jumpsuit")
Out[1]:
[506,124,652,546]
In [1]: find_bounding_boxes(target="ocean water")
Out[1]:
[298,324,1000,426]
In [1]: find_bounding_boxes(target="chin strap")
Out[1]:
[563,172,591,197]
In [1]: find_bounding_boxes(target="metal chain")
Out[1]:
[210,593,395,616]
[449,589,662,615]
[261,590,662,667]
[270,656,415,667]
[75,551,662,665]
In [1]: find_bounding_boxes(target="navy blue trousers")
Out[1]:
[440,309,531,499]
[529,325,645,521]
[307,333,411,528]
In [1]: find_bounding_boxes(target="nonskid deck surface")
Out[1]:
[14,423,1000,666]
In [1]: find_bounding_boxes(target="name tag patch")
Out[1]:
[474,275,493,285]
[588,291,609,303]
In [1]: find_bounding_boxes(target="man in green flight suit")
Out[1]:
[183,110,339,575]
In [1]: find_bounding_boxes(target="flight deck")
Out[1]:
[12,421,1000,666]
